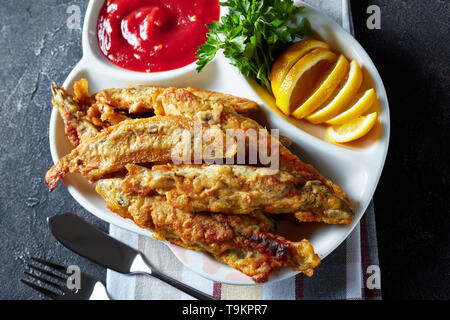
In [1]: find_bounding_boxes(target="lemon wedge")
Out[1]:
[291,54,350,119]
[327,112,378,143]
[270,40,330,97]
[326,88,376,125]
[276,48,337,116]
[306,59,363,124]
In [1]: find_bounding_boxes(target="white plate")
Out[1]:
[49,0,390,285]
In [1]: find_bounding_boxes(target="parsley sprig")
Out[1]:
[196,0,312,93]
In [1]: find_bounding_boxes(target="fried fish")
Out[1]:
[45,116,237,190]
[49,82,351,221]
[80,80,294,147]
[51,83,99,147]
[123,164,354,224]
[147,87,349,201]
[95,85,259,114]
[52,80,259,143]
[96,178,321,282]
[52,82,133,147]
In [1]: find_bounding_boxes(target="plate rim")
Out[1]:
[48,0,390,286]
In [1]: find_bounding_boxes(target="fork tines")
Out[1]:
[21,257,68,299]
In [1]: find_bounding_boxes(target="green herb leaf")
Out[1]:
[196,0,311,93]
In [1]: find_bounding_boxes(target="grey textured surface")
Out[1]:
[352,0,450,299]
[1,0,449,300]
[0,0,107,300]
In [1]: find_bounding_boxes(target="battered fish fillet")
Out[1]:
[51,83,99,147]
[50,81,352,223]
[96,178,321,282]
[45,116,237,191]
[149,87,350,205]
[90,82,296,148]
[95,86,258,114]
[123,164,354,224]
[55,80,295,151]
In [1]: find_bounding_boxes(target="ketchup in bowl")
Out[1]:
[97,0,220,73]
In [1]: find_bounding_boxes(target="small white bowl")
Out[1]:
[49,0,390,285]
[82,0,202,83]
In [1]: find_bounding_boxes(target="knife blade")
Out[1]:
[48,212,215,300]
[48,212,140,274]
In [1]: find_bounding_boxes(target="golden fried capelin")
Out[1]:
[123,164,354,224]
[45,116,237,190]
[96,178,321,282]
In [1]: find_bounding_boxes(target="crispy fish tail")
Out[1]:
[51,82,99,146]
[86,102,131,127]
[45,161,69,191]
[290,240,321,276]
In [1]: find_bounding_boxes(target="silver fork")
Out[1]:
[21,257,110,300]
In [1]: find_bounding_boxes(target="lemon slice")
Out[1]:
[327,112,378,143]
[276,48,337,115]
[292,54,350,119]
[306,59,363,124]
[326,88,376,125]
[270,40,330,96]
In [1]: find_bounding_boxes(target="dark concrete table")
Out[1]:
[0,0,106,300]
[352,0,450,299]
[0,0,448,300]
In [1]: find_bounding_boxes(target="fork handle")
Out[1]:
[149,270,216,300]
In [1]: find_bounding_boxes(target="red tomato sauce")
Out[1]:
[97,0,220,73]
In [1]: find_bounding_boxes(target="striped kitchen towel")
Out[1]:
[106,0,382,300]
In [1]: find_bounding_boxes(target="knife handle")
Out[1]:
[130,254,216,300]
[150,269,216,300]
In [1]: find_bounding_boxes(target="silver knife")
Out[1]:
[48,212,215,300]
